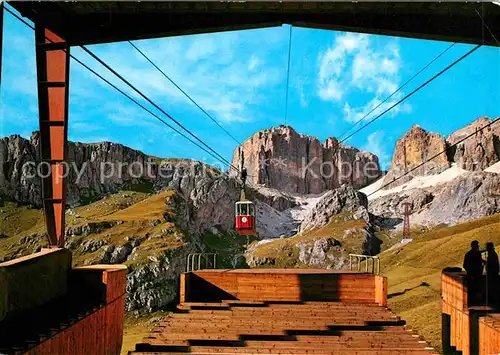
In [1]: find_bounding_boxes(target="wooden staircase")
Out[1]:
[130,270,436,355]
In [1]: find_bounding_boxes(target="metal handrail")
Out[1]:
[186,253,217,272]
[348,254,380,275]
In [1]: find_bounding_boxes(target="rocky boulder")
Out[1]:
[125,244,193,312]
[413,172,500,226]
[297,237,343,266]
[368,189,435,220]
[300,185,369,232]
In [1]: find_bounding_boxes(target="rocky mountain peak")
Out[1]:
[447,117,500,171]
[381,117,499,190]
[447,117,493,140]
[408,123,422,131]
[380,125,450,188]
[231,125,381,195]
[323,137,341,149]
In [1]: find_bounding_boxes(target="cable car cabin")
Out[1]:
[235,201,256,236]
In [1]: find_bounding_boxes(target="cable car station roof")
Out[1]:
[8,1,500,46]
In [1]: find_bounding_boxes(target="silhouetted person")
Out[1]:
[485,242,499,306]
[463,240,484,305]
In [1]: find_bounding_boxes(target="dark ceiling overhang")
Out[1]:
[7,2,500,47]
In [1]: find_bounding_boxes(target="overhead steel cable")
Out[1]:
[79,45,239,172]
[283,24,293,126]
[4,5,238,172]
[128,40,242,146]
[340,44,482,145]
[367,117,500,198]
[475,8,500,45]
[336,42,457,142]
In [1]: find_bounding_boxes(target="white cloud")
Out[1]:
[105,103,164,129]
[185,36,217,61]
[295,78,309,108]
[71,135,111,143]
[319,80,344,101]
[248,55,262,71]
[2,19,286,155]
[70,122,101,133]
[363,131,391,169]
[81,31,282,125]
[317,33,410,125]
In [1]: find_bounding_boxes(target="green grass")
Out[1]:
[248,213,372,268]
[121,311,167,355]
[0,190,186,264]
[122,180,154,193]
[380,213,500,353]
[0,202,44,237]
[203,231,256,268]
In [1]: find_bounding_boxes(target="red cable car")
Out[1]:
[235,200,256,236]
[234,156,256,236]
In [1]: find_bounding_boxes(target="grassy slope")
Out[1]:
[380,213,500,353]
[122,312,167,355]
[0,190,189,264]
[248,214,371,268]
[0,191,152,259]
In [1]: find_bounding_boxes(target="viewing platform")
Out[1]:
[131,269,436,355]
[0,248,127,355]
[441,269,500,355]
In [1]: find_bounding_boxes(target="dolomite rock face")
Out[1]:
[382,125,450,188]
[447,117,500,171]
[381,118,500,189]
[0,132,152,207]
[231,125,381,194]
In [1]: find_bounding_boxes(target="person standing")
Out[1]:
[485,242,499,306]
[463,240,484,305]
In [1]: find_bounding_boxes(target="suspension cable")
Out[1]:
[128,40,242,145]
[340,44,481,145]
[367,117,500,198]
[337,42,457,142]
[4,5,239,172]
[475,2,499,313]
[283,24,293,126]
[80,45,239,172]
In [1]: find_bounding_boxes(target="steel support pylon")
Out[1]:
[35,26,70,247]
[402,202,411,238]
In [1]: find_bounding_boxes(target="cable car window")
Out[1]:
[249,204,255,215]
[241,204,248,215]
[235,204,240,216]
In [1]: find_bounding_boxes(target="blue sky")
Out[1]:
[1,6,499,170]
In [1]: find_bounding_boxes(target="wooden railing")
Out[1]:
[0,248,72,321]
[349,254,380,274]
[0,249,127,355]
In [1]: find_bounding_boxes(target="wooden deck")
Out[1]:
[131,269,435,355]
